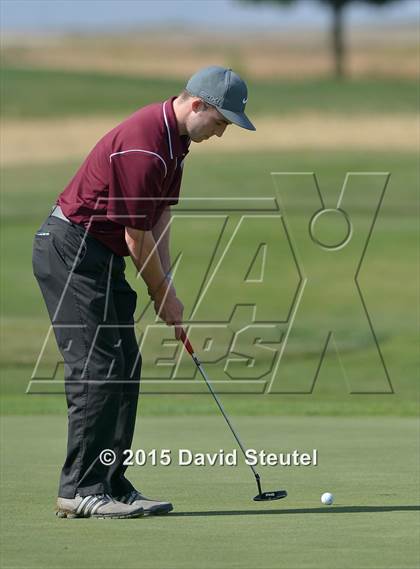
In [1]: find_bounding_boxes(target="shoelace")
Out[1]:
[102,493,115,502]
[118,490,140,504]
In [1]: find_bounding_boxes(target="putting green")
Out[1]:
[1,415,418,569]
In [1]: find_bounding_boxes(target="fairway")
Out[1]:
[1,150,418,417]
[1,415,418,569]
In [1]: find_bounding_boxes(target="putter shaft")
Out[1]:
[180,330,261,485]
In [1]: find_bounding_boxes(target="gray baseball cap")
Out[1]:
[186,65,256,131]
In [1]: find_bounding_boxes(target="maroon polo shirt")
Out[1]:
[57,97,190,256]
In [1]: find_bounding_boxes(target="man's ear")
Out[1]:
[191,98,205,113]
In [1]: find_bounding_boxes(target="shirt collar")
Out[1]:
[163,97,190,159]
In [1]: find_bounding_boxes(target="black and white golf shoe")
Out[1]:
[115,490,173,515]
[56,493,144,519]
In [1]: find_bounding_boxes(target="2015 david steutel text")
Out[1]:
[118,448,318,467]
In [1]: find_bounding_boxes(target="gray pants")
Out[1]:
[32,214,141,498]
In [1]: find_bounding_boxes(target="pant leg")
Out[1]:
[32,215,135,498]
[71,252,143,497]
[108,269,142,496]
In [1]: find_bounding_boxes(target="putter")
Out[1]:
[180,329,287,502]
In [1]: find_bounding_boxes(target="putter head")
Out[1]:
[253,489,287,502]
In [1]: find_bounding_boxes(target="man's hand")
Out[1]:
[152,286,184,340]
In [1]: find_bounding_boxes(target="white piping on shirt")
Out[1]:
[109,149,167,178]
[162,101,174,160]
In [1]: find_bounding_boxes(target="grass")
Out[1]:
[0,150,418,416]
[1,415,419,569]
[1,66,418,118]
[0,53,419,569]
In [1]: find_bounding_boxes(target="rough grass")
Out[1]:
[2,28,418,79]
[2,112,417,167]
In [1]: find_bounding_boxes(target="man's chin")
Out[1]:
[191,135,209,143]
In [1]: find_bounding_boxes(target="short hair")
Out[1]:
[177,88,193,101]
[177,90,212,112]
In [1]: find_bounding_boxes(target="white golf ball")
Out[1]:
[321,492,334,505]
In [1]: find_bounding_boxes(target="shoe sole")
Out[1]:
[146,503,173,515]
[56,509,144,519]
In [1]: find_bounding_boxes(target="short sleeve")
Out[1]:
[107,151,166,230]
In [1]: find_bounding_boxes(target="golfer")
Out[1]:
[32,66,255,519]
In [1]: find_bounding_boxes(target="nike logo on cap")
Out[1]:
[242,97,248,104]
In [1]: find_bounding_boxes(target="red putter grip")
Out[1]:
[180,329,194,356]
